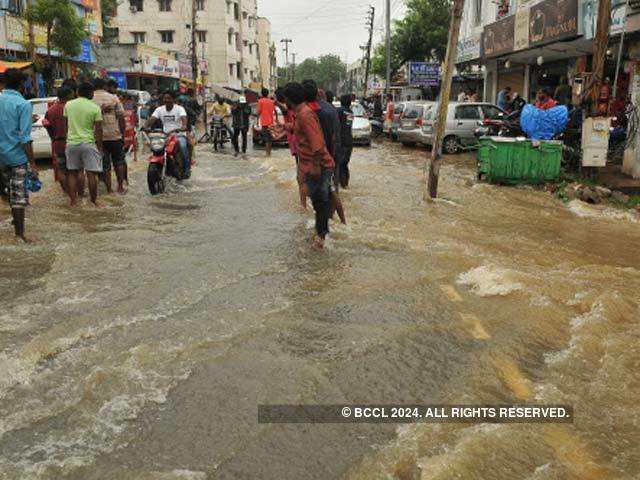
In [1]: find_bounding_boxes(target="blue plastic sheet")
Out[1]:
[520,104,569,140]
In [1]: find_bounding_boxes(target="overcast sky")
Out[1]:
[257,0,407,67]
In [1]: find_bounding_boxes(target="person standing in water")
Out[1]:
[256,88,276,157]
[283,82,335,252]
[336,94,354,188]
[0,69,37,241]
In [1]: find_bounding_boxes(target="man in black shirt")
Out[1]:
[231,96,252,156]
[336,94,354,188]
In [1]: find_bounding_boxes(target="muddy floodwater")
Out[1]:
[0,141,639,480]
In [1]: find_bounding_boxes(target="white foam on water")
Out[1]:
[137,471,207,480]
[457,265,524,297]
[567,200,639,223]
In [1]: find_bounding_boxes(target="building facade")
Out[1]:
[112,0,263,90]
[256,16,276,91]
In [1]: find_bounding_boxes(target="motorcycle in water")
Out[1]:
[211,115,230,151]
[146,129,188,195]
[474,110,524,139]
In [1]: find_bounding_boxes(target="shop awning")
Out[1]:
[0,61,32,74]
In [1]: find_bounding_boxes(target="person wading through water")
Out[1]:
[0,69,37,242]
[336,94,354,188]
[283,82,335,251]
[302,80,345,224]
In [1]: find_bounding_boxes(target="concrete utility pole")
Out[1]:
[590,0,612,115]
[385,0,391,97]
[191,0,198,86]
[281,38,292,82]
[426,0,465,199]
[238,0,245,87]
[25,0,37,88]
[364,5,375,98]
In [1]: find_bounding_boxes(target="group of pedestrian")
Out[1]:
[273,80,354,252]
[0,69,136,241]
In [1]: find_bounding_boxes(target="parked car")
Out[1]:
[389,101,407,140]
[332,101,372,146]
[350,102,372,146]
[30,97,57,160]
[421,102,506,154]
[253,106,288,147]
[397,102,433,147]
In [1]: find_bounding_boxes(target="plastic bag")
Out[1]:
[520,104,569,140]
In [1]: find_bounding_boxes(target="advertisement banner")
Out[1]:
[6,15,47,48]
[582,0,627,40]
[107,72,127,90]
[529,0,578,47]
[137,45,179,78]
[408,62,440,87]
[514,8,530,51]
[456,34,482,63]
[482,15,515,58]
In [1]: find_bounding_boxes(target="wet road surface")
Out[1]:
[0,140,639,479]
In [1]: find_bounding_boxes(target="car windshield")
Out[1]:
[404,104,424,119]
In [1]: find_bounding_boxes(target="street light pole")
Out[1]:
[385,0,391,97]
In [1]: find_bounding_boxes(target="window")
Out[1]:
[229,64,235,77]
[159,30,174,43]
[248,44,252,54]
[130,0,144,11]
[403,104,424,119]
[473,0,481,25]
[226,0,231,14]
[132,31,146,43]
[197,30,207,43]
[158,0,171,11]
[250,70,254,80]
[5,0,23,14]
[481,105,504,120]
[234,2,239,20]
[228,30,234,45]
[196,0,205,10]
[455,105,481,120]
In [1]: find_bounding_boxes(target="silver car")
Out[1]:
[333,101,372,146]
[421,102,505,154]
[389,101,407,140]
[397,102,433,147]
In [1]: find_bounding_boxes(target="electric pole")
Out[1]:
[291,53,297,81]
[191,0,198,87]
[25,0,37,89]
[238,0,245,87]
[281,38,292,82]
[590,0,612,115]
[363,5,375,98]
[426,0,465,199]
[385,0,391,97]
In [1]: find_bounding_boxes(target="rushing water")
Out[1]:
[0,141,638,479]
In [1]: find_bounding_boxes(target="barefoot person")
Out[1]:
[44,86,73,193]
[282,82,335,251]
[0,69,37,241]
[64,82,104,207]
[257,88,276,157]
[93,77,126,194]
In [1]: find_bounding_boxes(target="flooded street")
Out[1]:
[1,140,639,479]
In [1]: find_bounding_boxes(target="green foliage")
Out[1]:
[371,0,451,78]
[293,54,347,92]
[25,0,87,58]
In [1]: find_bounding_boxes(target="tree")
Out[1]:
[293,54,346,93]
[101,0,120,43]
[371,0,450,79]
[25,0,87,92]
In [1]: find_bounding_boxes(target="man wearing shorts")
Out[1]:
[0,69,37,241]
[64,82,104,207]
[93,77,126,194]
[257,88,276,157]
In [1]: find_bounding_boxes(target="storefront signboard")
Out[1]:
[137,45,179,78]
[515,8,530,51]
[457,34,482,63]
[582,0,627,40]
[529,0,579,47]
[408,62,440,87]
[482,15,515,58]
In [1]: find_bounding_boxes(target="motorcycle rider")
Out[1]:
[145,90,191,177]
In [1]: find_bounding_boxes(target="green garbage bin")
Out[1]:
[477,137,562,185]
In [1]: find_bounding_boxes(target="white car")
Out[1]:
[333,101,372,146]
[30,97,57,160]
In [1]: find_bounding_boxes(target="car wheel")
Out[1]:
[443,136,460,155]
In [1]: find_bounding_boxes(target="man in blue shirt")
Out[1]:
[0,69,36,242]
[497,86,511,110]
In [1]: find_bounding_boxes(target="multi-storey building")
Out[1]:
[112,0,264,90]
[256,17,276,91]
